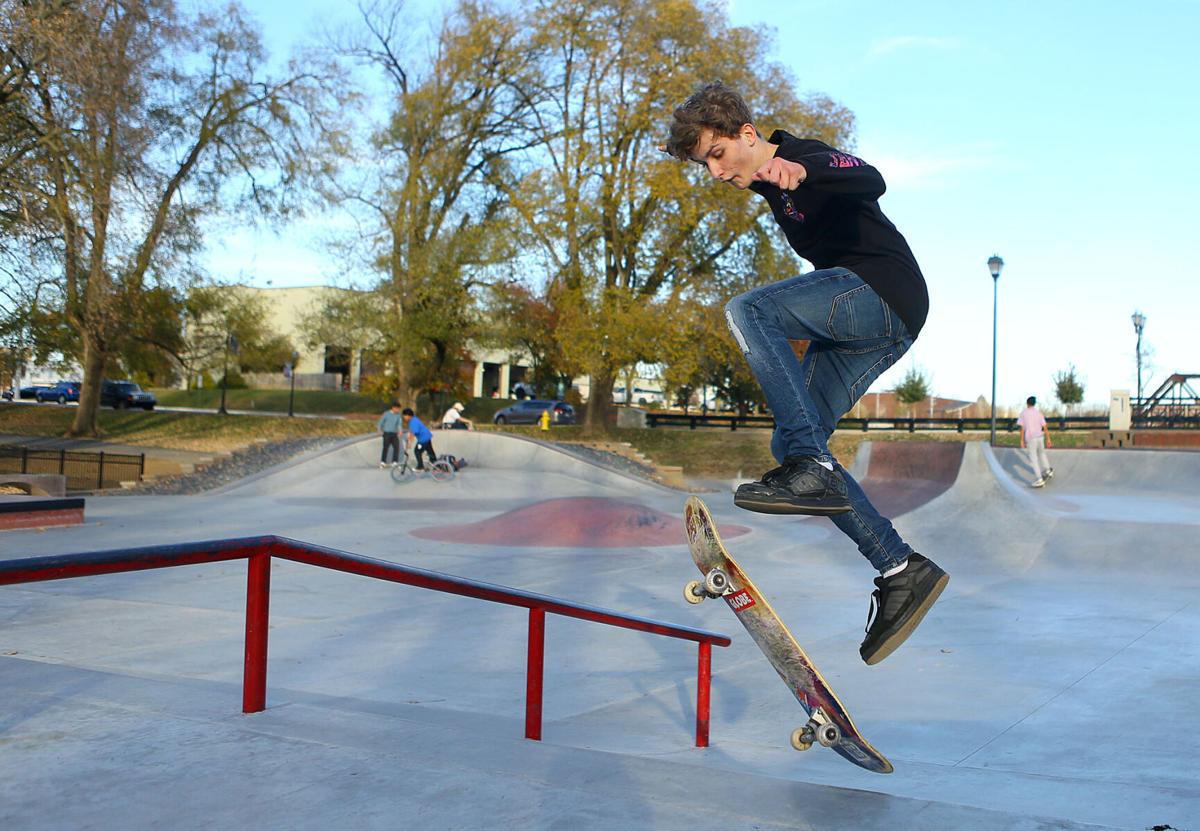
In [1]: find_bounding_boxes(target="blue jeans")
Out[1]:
[724,268,915,572]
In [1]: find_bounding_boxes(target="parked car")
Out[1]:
[492,399,576,426]
[1,387,13,401]
[35,380,82,404]
[100,380,156,410]
[19,384,50,400]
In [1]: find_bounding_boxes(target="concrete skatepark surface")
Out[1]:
[2,431,1198,830]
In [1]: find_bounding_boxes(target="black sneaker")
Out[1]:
[733,456,851,515]
[860,554,949,665]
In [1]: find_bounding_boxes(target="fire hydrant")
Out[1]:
[539,409,551,431]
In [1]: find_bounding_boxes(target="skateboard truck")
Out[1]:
[790,707,842,751]
[684,567,731,605]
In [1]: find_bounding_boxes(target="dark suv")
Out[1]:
[35,380,82,404]
[493,399,576,425]
[100,380,156,410]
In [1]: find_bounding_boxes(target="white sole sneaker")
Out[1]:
[1031,478,1045,488]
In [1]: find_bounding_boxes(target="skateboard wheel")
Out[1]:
[684,580,705,605]
[703,569,729,596]
[790,728,814,751]
[815,723,841,748]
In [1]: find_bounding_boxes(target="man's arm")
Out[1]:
[767,138,886,200]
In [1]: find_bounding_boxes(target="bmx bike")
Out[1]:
[390,450,456,484]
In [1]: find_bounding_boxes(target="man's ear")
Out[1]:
[741,123,758,143]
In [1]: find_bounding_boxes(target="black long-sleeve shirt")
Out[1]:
[748,130,929,337]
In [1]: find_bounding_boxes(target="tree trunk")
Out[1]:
[584,371,616,435]
[69,334,108,437]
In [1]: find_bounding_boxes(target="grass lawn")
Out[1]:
[152,388,389,416]
[485,422,1097,478]
[0,404,372,453]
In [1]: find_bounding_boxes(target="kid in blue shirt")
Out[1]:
[401,407,438,470]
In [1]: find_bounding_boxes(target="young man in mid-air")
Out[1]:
[664,82,948,665]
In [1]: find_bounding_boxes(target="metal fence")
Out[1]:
[645,413,1200,432]
[0,446,145,490]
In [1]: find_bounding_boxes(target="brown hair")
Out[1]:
[665,81,756,160]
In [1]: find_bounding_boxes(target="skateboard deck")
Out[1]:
[683,496,893,774]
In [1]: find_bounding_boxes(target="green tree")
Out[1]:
[1053,364,1085,415]
[894,365,931,417]
[329,0,535,405]
[509,0,853,429]
[182,285,293,387]
[483,281,573,396]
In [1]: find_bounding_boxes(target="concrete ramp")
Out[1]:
[988,444,1200,525]
[220,431,674,504]
[2,437,1199,830]
[855,440,963,518]
[412,496,751,548]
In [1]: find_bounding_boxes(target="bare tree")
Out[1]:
[0,0,346,435]
[321,0,538,404]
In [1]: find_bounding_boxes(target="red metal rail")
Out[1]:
[0,536,731,747]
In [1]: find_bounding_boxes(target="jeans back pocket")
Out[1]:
[828,284,893,343]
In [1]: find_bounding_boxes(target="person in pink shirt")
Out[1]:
[1017,396,1054,487]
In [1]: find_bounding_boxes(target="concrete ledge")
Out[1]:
[0,495,85,530]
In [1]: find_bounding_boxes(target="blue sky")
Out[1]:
[207,0,1199,410]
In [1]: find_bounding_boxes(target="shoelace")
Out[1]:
[759,464,789,485]
[864,588,881,633]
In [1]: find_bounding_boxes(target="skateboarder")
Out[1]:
[664,82,948,665]
[1017,395,1054,487]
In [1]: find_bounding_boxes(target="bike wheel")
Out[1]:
[430,460,455,482]
[390,463,416,484]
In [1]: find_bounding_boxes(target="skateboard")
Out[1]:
[683,496,893,774]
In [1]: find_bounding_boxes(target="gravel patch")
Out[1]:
[553,442,660,481]
[111,437,347,495]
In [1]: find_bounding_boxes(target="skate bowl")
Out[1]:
[2,437,1199,830]
[986,445,1200,525]
[219,430,675,502]
[411,495,751,548]
[852,440,963,518]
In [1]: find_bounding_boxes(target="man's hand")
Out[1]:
[752,156,807,190]
[1045,436,1052,448]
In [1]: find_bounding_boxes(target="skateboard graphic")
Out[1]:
[683,496,893,774]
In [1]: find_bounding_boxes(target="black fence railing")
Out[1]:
[0,446,145,490]
[645,413,1200,432]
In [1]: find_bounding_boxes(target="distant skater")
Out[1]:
[377,401,403,468]
[1018,396,1054,487]
[402,407,438,471]
[663,82,947,665]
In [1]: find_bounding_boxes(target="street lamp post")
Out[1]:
[218,333,239,416]
[288,350,299,418]
[987,254,1003,445]
[1131,311,1146,410]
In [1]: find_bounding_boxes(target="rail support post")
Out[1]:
[243,551,271,713]
[696,641,712,747]
[525,607,546,740]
